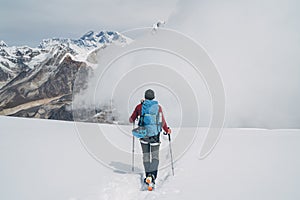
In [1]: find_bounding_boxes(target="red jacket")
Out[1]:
[129,103,169,133]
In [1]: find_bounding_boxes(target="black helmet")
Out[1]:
[144,89,155,100]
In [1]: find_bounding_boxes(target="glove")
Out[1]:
[167,127,172,134]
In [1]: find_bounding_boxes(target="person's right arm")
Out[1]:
[129,104,140,123]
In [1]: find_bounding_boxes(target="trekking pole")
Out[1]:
[164,130,174,176]
[132,121,135,172]
[168,134,175,176]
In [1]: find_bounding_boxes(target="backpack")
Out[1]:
[132,100,162,138]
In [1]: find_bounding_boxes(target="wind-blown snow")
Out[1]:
[167,0,300,129]
[0,116,299,200]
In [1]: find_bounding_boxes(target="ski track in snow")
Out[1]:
[99,169,179,200]
[68,169,178,200]
[80,128,180,200]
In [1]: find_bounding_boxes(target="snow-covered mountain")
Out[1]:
[0,31,130,87]
[0,31,131,121]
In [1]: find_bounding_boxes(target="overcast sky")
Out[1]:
[1,0,300,128]
[0,0,179,46]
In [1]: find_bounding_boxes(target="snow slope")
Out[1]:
[0,116,300,200]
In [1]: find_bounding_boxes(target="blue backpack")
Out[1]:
[132,100,162,138]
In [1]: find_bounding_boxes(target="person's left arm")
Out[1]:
[159,106,171,133]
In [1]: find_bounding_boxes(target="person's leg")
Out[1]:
[140,141,151,177]
[149,143,160,179]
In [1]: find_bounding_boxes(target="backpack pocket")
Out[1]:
[132,126,147,138]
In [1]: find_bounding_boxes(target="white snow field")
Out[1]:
[0,116,300,200]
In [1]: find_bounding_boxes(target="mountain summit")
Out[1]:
[0,31,130,88]
[39,30,129,49]
[0,40,7,47]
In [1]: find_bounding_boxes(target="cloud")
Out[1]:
[0,0,178,46]
[166,0,300,128]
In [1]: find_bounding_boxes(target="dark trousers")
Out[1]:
[140,142,160,179]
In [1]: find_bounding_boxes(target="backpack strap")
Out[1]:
[138,102,145,126]
[156,111,162,133]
